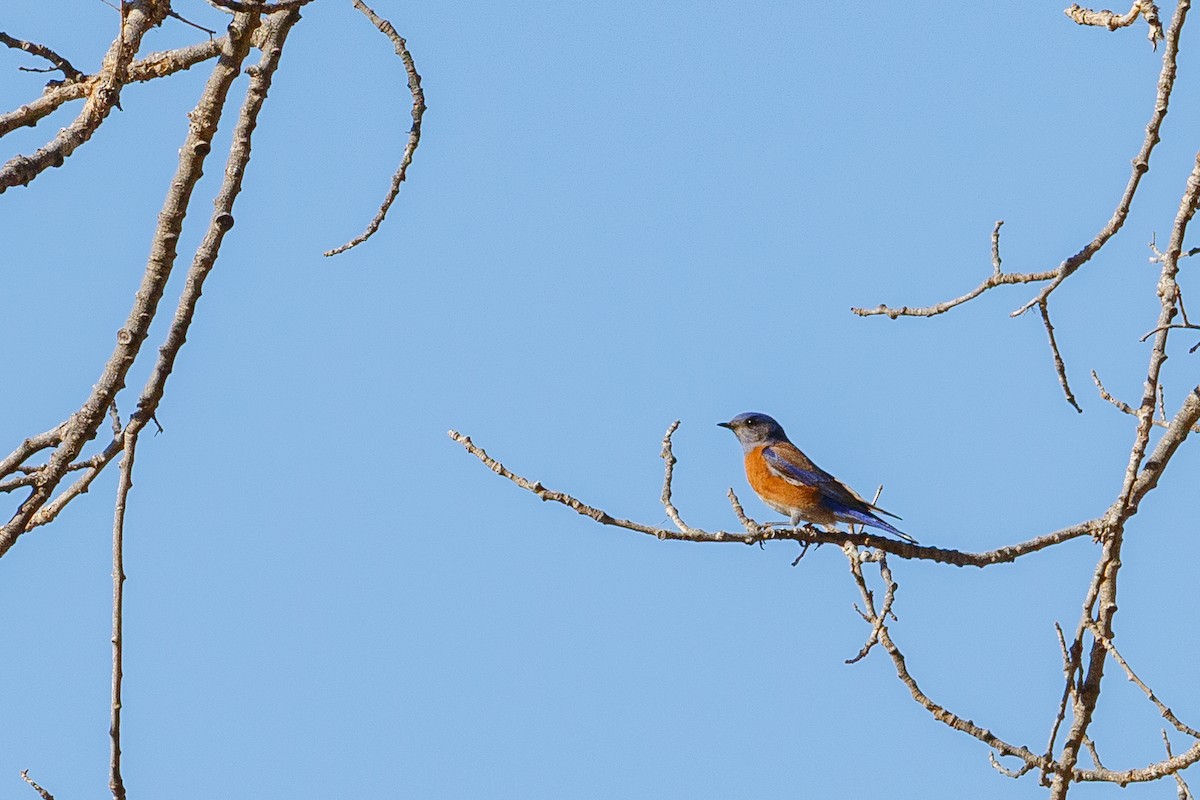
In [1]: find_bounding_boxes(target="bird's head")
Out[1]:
[718,412,788,450]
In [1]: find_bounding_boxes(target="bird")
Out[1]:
[718,412,916,543]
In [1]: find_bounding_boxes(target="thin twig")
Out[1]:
[1045,622,1080,772]
[19,771,54,800]
[726,488,762,539]
[991,219,1004,274]
[990,751,1035,779]
[1140,322,1200,341]
[844,544,898,664]
[1092,371,1200,432]
[852,268,1057,319]
[1084,737,1107,770]
[855,0,1185,323]
[0,32,84,80]
[1085,619,1200,739]
[1040,300,1082,412]
[165,9,217,36]
[658,421,695,534]
[109,431,137,800]
[790,540,814,566]
[324,0,426,256]
[1164,731,1195,799]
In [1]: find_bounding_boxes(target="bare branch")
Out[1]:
[990,751,1036,779]
[0,37,228,138]
[843,543,897,664]
[1093,370,1200,432]
[1117,137,1200,514]
[0,12,263,556]
[837,542,1050,773]
[1075,739,1200,784]
[1014,0,1182,317]
[1051,536,1124,797]
[449,429,682,539]
[1086,619,1200,739]
[1040,300,1083,412]
[0,424,65,481]
[206,0,315,12]
[1066,1,1166,45]
[324,0,426,256]
[0,448,124,494]
[1066,1,1141,29]
[25,437,125,529]
[1164,731,1196,800]
[0,1,171,191]
[165,9,218,36]
[855,0,1185,324]
[1045,622,1081,769]
[0,32,84,80]
[852,267,1056,319]
[657,421,702,535]
[449,427,1104,565]
[129,8,302,432]
[726,488,764,538]
[19,771,54,800]
[1045,387,1200,795]
[109,431,137,800]
[990,219,1004,274]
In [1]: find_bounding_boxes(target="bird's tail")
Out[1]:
[839,508,917,544]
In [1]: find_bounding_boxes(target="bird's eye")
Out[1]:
[745,417,758,426]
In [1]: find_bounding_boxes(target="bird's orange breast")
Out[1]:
[744,446,827,517]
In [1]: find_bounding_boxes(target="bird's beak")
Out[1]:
[717,421,734,430]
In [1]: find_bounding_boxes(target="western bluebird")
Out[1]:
[719,412,915,543]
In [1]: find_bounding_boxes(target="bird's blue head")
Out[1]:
[718,412,788,451]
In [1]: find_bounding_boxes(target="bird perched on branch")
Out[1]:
[719,412,916,543]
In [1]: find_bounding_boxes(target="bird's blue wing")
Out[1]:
[762,444,865,507]
[764,444,915,543]
[761,444,828,487]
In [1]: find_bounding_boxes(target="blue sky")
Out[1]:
[3,2,1200,798]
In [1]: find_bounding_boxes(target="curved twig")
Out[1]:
[324,0,426,256]
[0,32,84,80]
